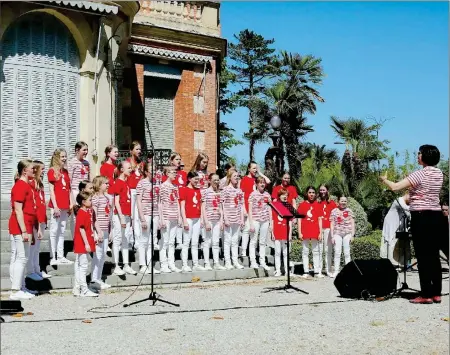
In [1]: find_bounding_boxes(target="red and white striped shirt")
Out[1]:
[249,190,271,222]
[202,187,221,222]
[219,176,227,190]
[92,193,111,232]
[136,178,159,217]
[68,157,89,191]
[221,185,244,224]
[330,207,354,236]
[407,166,443,211]
[160,182,179,221]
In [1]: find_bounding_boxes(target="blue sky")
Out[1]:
[220,1,449,166]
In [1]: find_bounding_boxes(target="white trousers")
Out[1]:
[203,220,221,265]
[275,240,289,273]
[224,223,240,264]
[302,239,320,274]
[112,215,132,266]
[71,189,79,239]
[182,218,201,266]
[249,220,269,265]
[139,215,159,266]
[176,226,183,245]
[49,209,69,260]
[74,253,89,293]
[92,230,109,282]
[130,189,139,247]
[240,217,250,256]
[334,234,352,273]
[319,228,333,274]
[28,223,45,274]
[159,219,177,268]
[380,236,397,264]
[10,235,31,291]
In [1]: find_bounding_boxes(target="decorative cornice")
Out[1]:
[46,1,119,14]
[128,44,213,63]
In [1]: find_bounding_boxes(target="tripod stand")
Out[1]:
[124,130,179,308]
[264,201,308,294]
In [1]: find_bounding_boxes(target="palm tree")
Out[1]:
[303,143,339,170]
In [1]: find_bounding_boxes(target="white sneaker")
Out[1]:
[50,258,59,266]
[192,265,206,271]
[107,245,112,252]
[153,268,161,274]
[316,273,325,278]
[214,264,226,270]
[289,272,296,277]
[274,271,282,277]
[329,272,337,278]
[169,265,181,273]
[10,290,34,300]
[301,274,310,279]
[58,257,74,264]
[153,241,160,250]
[233,262,244,270]
[72,287,81,297]
[139,266,148,274]
[27,273,44,281]
[204,263,213,271]
[22,287,38,295]
[250,262,259,269]
[81,289,99,297]
[182,265,192,273]
[123,265,137,275]
[94,281,111,290]
[113,266,126,276]
[175,245,183,250]
[40,271,52,279]
[225,263,234,270]
[261,264,271,272]
[160,266,171,273]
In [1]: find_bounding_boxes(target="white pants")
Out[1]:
[28,223,45,274]
[159,219,177,268]
[224,223,240,264]
[71,189,79,239]
[240,217,250,256]
[92,230,109,282]
[182,218,201,266]
[112,214,132,266]
[249,220,269,265]
[319,228,333,274]
[74,253,89,293]
[334,234,352,273]
[176,226,183,245]
[49,209,69,260]
[10,235,30,291]
[302,239,320,274]
[130,189,138,247]
[275,240,289,273]
[380,236,397,264]
[203,220,221,265]
[139,215,159,266]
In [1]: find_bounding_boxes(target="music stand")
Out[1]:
[264,201,308,294]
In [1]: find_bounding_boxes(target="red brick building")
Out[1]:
[119,1,226,172]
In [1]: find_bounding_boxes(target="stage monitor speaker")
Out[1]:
[334,259,398,299]
[0,300,23,314]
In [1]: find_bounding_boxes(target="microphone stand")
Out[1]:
[263,201,308,294]
[124,118,179,308]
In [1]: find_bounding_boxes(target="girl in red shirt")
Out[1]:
[73,191,98,297]
[317,184,337,277]
[239,161,271,258]
[159,166,182,273]
[248,177,272,271]
[271,189,294,277]
[202,173,224,270]
[297,186,323,278]
[48,148,74,266]
[127,141,144,248]
[27,160,47,282]
[136,162,161,275]
[91,176,112,289]
[271,172,298,208]
[221,169,245,269]
[112,160,137,276]
[100,144,118,197]
[180,171,204,272]
[9,159,40,300]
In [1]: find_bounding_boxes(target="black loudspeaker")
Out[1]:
[0,300,23,314]
[334,259,398,299]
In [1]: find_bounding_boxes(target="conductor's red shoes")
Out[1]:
[409,297,433,304]
[433,296,442,304]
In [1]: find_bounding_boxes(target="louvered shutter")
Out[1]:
[0,13,80,198]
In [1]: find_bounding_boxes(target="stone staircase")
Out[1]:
[0,201,276,291]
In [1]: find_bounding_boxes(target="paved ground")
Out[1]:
[1,273,449,355]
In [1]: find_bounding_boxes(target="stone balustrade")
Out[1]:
[140,1,203,22]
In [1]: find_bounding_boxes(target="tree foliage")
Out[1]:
[219,122,243,166]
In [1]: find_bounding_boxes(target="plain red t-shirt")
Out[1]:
[271,185,299,205]
[297,200,321,239]
[180,186,202,219]
[47,168,71,209]
[317,200,337,229]
[100,162,116,194]
[272,210,289,240]
[73,208,95,253]
[30,181,47,224]
[126,159,144,189]
[113,178,131,216]
[9,179,37,235]
[240,175,256,213]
